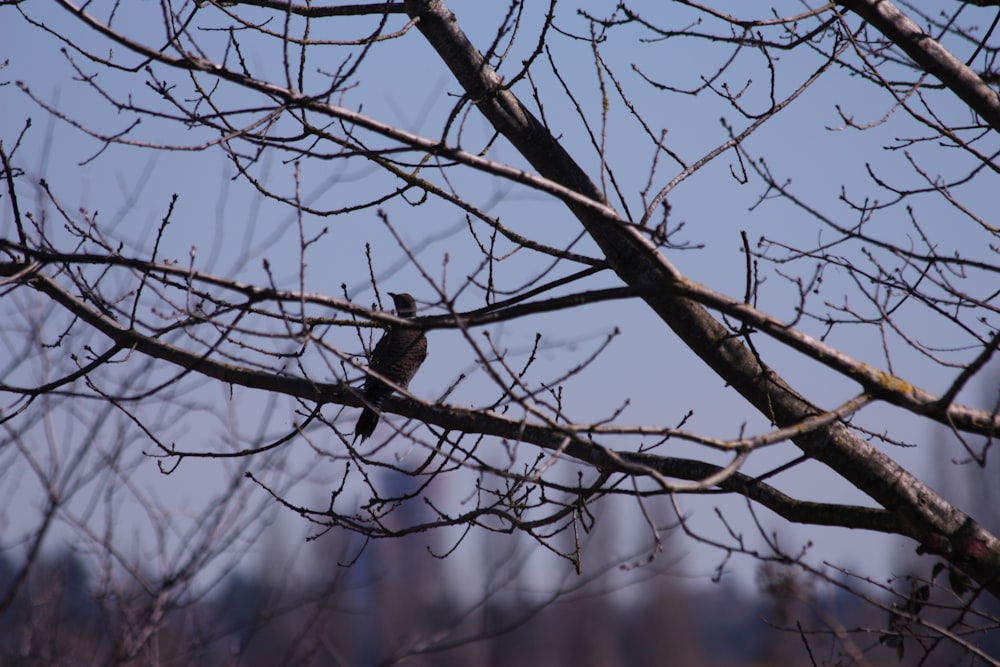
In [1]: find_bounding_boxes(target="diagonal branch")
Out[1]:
[402,0,1000,598]
[838,0,1000,131]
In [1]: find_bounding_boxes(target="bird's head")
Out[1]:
[387,292,418,318]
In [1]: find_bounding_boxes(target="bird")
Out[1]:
[353,292,428,442]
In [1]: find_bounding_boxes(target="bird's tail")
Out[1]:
[354,406,381,442]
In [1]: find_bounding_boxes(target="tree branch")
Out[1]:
[403,0,1000,599]
[838,0,1000,131]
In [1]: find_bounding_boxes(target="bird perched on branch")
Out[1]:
[354,292,428,442]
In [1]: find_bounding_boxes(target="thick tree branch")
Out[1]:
[403,0,1000,597]
[838,0,1000,131]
